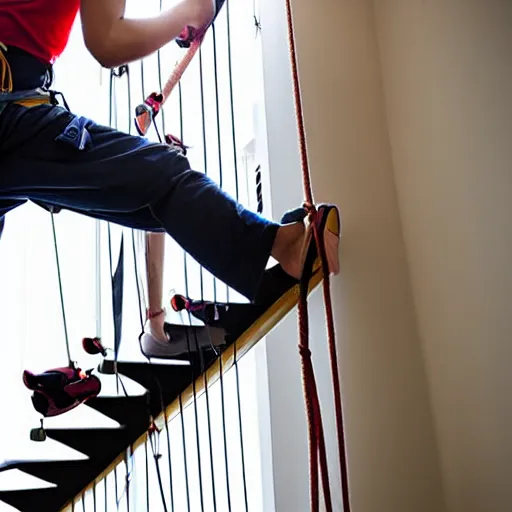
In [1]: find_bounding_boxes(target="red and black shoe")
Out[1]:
[82,337,108,357]
[23,365,101,418]
[134,92,164,137]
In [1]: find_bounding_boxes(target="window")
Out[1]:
[0,0,272,508]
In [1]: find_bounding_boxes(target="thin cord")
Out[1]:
[165,413,176,512]
[187,328,206,512]
[126,66,132,134]
[218,355,232,512]
[225,0,248,305]
[50,212,72,365]
[131,210,175,512]
[178,55,204,512]
[255,164,263,214]
[182,217,206,512]
[156,0,166,136]
[106,223,119,395]
[125,449,131,512]
[206,23,236,512]
[95,220,102,340]
[131,231,145,331]
[226,0,240,204]
[197,45,211,309]
[178,57,219,498]
[211,23,222,303]
[233,342,249,511]
[145,439,150,511]
[202,341,218,512]
[114,467,118,508]
[185,299,219,512]
[179,394,192,512]
[141,58,146,103]
[149,426,169,512]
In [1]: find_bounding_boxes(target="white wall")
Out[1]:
[259,0,445,510]
[375,1,512,511]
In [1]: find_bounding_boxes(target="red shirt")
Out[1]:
[0,0,80,63]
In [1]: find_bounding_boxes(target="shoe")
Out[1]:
[164,204,341,343]
[23,366,101,418]
[281,203,341,280]
[139,323,226,360]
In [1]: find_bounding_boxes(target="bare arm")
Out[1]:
[80,0,196,68]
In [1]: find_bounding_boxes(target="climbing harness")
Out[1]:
[0,43,62,109]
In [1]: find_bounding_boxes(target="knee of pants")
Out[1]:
[145,155,210,206]
[112,147,193,210]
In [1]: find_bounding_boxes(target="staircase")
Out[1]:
[0,354,209,512]
[0,263,321,512]
[0,237,329,511]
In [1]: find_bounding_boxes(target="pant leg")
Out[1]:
[0,103,279,300]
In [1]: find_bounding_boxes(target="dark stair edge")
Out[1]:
[0,358,220,512]
[0,487,72,512]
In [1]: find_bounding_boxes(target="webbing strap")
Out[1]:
[0,43,51,107]
[15,96,51,108]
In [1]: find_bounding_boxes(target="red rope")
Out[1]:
[298,301,320,512]
[162,36,204,102]
[284,0,351,510]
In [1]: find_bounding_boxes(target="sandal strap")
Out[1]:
[147,308,165,320]
[281,206,307,224]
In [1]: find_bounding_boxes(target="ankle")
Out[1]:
[148,313,168,342]
[147,307,165,320]
[272,222,304,256]
[271,222,305,279]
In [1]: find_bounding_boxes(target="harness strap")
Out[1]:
[0,42,13,93]
[0,42,52,108]
[16,95,51,108]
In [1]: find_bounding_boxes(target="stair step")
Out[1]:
[0,487,69,512]
[115,361,207,418]
[0,354,222,511]
[8,460,101,496]
[45,427,136,460]
[86,394,149,430]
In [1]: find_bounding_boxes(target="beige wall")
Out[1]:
[375,1,512,511]
[261,0,445,510]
